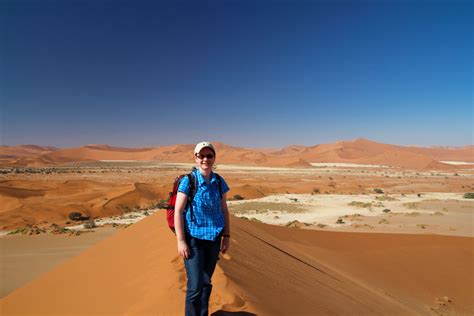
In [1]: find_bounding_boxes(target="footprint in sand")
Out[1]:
[430,296,454,315]
[221,294,247,311]
[220,253,231,260]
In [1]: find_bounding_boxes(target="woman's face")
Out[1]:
[195,147,215,172]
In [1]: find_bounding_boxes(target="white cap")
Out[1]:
[194,141,216,155]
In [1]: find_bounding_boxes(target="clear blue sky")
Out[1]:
[1,0,472,148]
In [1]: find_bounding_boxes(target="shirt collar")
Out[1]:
[194,169,217,186]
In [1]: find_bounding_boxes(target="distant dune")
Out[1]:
[0,180,170,230]
[1,138,473,170]
[1,212,472,315]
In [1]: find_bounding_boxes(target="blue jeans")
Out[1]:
[184,235,221,316]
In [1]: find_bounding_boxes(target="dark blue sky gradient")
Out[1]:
[2,0,472,147]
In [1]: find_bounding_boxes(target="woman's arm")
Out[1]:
[175,192,190,259]
[220,193,230,253]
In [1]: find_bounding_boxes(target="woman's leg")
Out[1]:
[200,237,222,316]
[184,237,204,316]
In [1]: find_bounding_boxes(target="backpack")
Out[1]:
[166,170,223,232]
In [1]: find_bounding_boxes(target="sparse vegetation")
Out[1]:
[7,225,47,235]
[68,212,89,221]
[382,208,391,213]
[378,219,389,224]
[155,200,168,209]
[233,194,245,200]
[348,201,384,209]
[417,224,427,229]
[342,214,363,221]
[336,218,345,224]
[405,212,421,217]
[83,220,96,229]
[403,202,419,209]
[463,192,474,199]
[348,201,372,208]
[374,188,384,194]
[229,202,307,214]
[285,220,299,227]
[7,228,28,235]
[432,211,444,216]
[351,223,374,229]
[51,227,71,234]
[375,195,398,201]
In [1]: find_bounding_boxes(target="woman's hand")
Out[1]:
[178,240,190,260]
[221,236,230,253]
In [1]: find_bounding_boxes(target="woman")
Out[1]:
[174,141,231,316]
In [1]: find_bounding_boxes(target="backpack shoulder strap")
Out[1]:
[214,173,223,198]
[186,172,198,222]
[187,172,197,198]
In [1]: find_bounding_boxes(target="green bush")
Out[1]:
[155,200,168,209]
[68,212,89,221]
[68,212,83,221]
[463,192,474,199]
[348,201,372,208]
[83,220,96,229]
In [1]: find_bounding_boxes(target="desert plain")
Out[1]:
[0,139,473,315]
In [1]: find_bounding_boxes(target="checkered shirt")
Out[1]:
[178,169,229,241]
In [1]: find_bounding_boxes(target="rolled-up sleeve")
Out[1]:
[177,176,190,195]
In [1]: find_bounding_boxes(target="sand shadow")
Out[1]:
[211,311,256,316]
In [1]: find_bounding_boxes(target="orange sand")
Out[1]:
[1,212,472,315]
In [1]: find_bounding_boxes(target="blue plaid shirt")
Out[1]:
[178,169,229,241]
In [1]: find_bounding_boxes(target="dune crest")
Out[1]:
[2,213,472,315]
[0,212,256,315]
[2,138,472,169]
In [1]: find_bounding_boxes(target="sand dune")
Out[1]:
[0,180,169,230]
[405,145,474,162]
[0,212,255,315]
[0,145,57,157]
[353,148,453,169]
[295,139,457,170]
[2,138,472,170]
[0,144,59,167]
[2,212,472,315]
[284,158,312,168]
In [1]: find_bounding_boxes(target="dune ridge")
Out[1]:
[2,138,472,169]
[2,212,472,315]
[0,212,256,315]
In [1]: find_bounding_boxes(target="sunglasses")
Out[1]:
[196,153,215,159]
